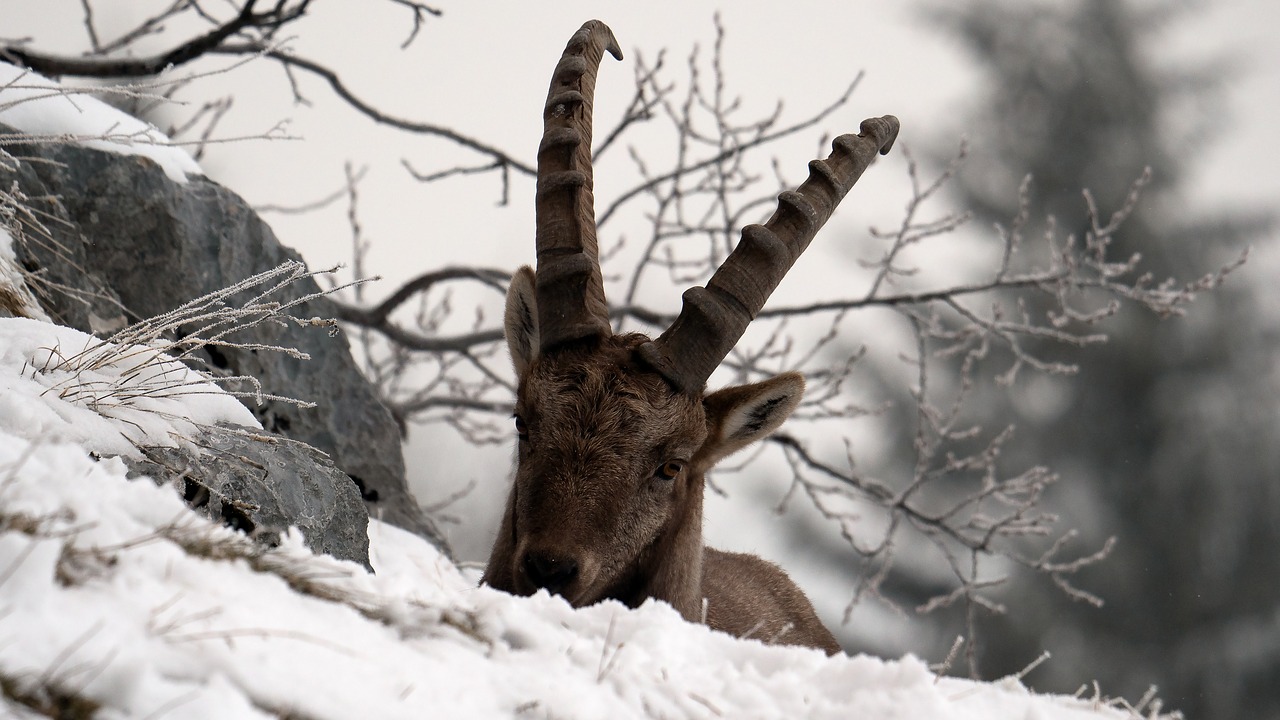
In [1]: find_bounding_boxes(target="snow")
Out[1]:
[0,314,1158,718]
[0,61,202,183]
[0,317,260,460]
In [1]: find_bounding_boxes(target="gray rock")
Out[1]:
[0,124,449,557]
[0,141,127,332]
[127,425,371,567]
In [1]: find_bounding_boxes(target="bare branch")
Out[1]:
[1,0,311,78]
[387,0,443,49]
[596,73,863,229]
[216,44,536,177]
[327,267,509,328]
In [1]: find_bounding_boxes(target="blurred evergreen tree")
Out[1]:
[922,1,1277,717]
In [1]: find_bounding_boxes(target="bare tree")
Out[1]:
[911,1,1276,714]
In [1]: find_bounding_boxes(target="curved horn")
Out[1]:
[636,115,901,393]
[534,20,623,352]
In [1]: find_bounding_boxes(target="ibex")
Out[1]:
[482,20,898,655]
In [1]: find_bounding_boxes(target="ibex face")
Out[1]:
[503,328,707,606]
[483,20,898,655]
[492,280,808,609]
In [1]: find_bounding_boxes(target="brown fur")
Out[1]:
[483,275,840,654]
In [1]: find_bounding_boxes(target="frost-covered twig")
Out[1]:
[34,261,363,412]
[748,151,1242,676]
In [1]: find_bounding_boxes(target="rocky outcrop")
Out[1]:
[0,123,448,559]
[127,425,372,567]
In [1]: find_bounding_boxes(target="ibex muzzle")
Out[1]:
[482,20,898,655]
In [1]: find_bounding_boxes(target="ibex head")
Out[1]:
[483,20,898,652]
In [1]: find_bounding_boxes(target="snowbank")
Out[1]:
[0,61,202,183]
[0,315,1156,718]
[0,317,260,459]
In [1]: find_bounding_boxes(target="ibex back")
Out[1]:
[482,20,898,655]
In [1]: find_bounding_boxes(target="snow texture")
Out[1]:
[0,61,202,183]
[0,314,1153,718]
[0,317,260,460]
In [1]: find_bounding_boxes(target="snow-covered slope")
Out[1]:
[0,321,1159,718]
[0,61,201,183]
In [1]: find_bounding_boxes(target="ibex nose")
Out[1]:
[522,552,579,594]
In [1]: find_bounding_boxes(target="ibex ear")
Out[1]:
[697,372,805,469]
[505,266,539,381]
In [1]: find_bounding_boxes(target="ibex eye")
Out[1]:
[514,415,528,438]
[656,461,683,481]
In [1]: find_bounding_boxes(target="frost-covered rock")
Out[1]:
[0,66,445,550]
[128,424,371,567]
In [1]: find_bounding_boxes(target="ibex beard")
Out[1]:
[481,19,897,657]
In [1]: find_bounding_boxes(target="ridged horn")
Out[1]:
[534,20,623,352]
[636,115,901,393]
